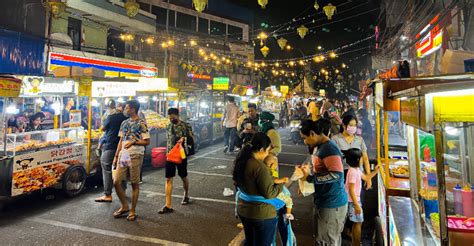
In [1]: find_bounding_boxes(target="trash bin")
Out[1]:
[151,147,167,168]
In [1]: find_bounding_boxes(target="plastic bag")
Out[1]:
[167,143,183,164]
[298,179,315,197]
[223,188,235,197]
[119,149,132,167]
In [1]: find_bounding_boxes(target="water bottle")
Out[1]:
[453,184,463,215]
[461,185,473,217]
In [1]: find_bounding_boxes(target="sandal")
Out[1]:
[158,206,174,214]
[95,196,112,203]
[113,209,130,218]
[127,214,138,221]
[181,197,190,205]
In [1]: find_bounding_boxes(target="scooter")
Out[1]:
[289,114,304,145]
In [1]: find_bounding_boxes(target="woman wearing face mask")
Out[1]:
[331,114,372,189]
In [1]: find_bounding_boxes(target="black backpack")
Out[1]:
[184,124,195,156]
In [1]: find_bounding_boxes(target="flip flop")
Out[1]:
[95,198,112,203]
[113,209,130,218]
[181,197,190,205]
[127,214,138,221]
[158,206,174,214]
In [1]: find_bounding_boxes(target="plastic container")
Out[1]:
[462,186,474,217]
[423,199,439,220]
[448,216,474,245]
[427,172,437,187]
[423,145,431,162]
[151,147,167,168]
[453,184,464,215]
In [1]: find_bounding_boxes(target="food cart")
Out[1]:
[377,74,474,245]
[0,76,87,198]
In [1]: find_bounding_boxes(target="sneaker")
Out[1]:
[233,148,240,153]
[223,146,229,153]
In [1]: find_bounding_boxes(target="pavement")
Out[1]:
[0,128,318,245]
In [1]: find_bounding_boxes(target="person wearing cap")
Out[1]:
[259,112,281,157]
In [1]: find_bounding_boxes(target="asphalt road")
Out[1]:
[0,128,316,245]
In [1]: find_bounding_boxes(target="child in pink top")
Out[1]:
[343,148,379,246]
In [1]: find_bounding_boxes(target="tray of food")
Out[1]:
[390,165,409,178]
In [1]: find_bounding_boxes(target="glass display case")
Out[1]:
[3,127,84,156]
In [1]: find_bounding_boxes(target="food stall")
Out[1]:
[371,79,411,196]
[0,76,87,198]
[378,74,474,245]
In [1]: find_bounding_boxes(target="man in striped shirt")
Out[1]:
[298,119,348,246]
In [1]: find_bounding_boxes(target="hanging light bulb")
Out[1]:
[258,0,268,9]
[329,52,337,58]
[314,1,319,10]
[277,37,288,50]
[260,46,270,57]
[124,0,140,18]
[193,0,208,13]
[297,25,309,39]
[323,3,337,20]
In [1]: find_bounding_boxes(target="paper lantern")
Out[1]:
[258,0,268,9]
[193,0,208,13]
[206,67,213,74]
[260,46,270,57]
[181,63,187,70]
[187,64,193,71]
[124,0,140,18]
[45,0,67,19]
[323,3,336,20]
[314,1,319,10]
[297,25,309,39]
[277,38,288,50]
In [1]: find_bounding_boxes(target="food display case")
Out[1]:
[381,74,474,245]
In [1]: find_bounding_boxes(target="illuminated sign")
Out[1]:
[49,52,158,77]
[280,86,289,94]
[92,82,137,97]
[21,76,75,96]
[137,78,169,91]
[0,78,21,97]
[187,73,212,81]
[213,77,230,91]
[415,14,443,58]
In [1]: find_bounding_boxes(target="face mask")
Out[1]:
[346,126,357,135]
[171,119,179,124]
[123,112,130,118]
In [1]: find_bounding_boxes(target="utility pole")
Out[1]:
[163,0,170,78]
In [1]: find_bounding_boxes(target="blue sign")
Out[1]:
[0,29,45,75]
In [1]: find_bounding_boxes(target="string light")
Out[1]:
[329,51,337,58]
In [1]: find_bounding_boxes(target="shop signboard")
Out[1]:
[319,89,326,97]
[137,78,169,92]
[187,73,212,83]
[92,81,137,97]
[378,174,388,246]
[11,145,85,196]
[213,77,230,91]
[49,52,158,78]
[280,86,289,95]
[20,77,75,96]
[416,14,443,58]
[375,82,384,107]
[0,78,22,97]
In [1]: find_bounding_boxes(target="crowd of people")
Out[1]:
[231,96,378,246]
[89,94,377,245]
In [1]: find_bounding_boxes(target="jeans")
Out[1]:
[277,208,289,245]
[100,149,126,196]
[240,216,278,246]
[224,127,237,152]
[313,205,348,246]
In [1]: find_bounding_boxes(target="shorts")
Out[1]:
[348,202,364,223]
[114,154,144,184]
[165,158,188,178]
[313,205,347,245]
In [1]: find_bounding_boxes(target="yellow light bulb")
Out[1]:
[329,52,337,58]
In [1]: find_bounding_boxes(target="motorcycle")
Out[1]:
[289,119,303,144]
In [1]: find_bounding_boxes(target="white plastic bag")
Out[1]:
[223,187,235,197]
[298,179,315,197]
[119,149,132,167]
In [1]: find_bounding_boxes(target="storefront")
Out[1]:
[377,74,474,245]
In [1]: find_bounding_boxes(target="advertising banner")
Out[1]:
[11,145,85,196]
[213,77,230,91]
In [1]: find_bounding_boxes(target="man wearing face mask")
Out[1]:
[331,113,372,189]
[159,108,194,214]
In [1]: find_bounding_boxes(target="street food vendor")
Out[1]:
[62,98,75,127]
[25,112,45,132]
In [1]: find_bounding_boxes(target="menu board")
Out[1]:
[11,145,85,196]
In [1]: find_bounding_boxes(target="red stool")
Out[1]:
[151,147,167,168]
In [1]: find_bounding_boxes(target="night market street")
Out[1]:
[0,129,316,246]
